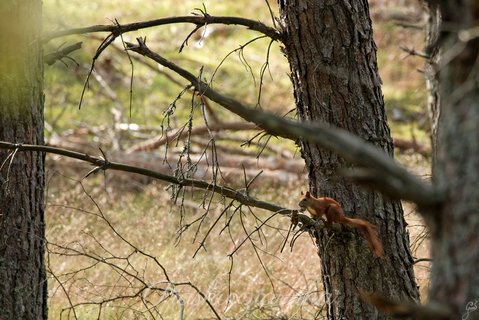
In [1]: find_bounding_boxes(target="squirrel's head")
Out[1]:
[298,191,312,212]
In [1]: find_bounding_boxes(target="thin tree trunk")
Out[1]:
[278,1,419,318]
[423,1,440,164]
[425,1,479,317]
[0,1,47,319]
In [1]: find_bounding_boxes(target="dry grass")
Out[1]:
[45,171,326,319]
[45,162,431,319]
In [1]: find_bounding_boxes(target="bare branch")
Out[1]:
[126,121,260,153]
[0,141,295,215]
[78,33,117,109]
[43,15,282,42]
[125,38,443,208]
[400,45,430,59]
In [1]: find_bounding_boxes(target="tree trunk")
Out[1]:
[0,1,47,319]
[425,1,479,318]
[423,1,440,164]
[278,1,420,318]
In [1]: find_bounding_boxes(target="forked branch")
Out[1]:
[126,37,443,208]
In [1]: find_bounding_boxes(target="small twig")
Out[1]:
[209,35,267,87]
[238,209,277,296]
[280,222,294,253]
[88,34,187,88]
[0,145,21,193]
[179,23,204,52]
[263,0,278,29]
[256,38,275,107]
[115,19,135,117]
[225,256,234,311]
[228,210,281,257]
[46,251,79,320]
[400,45,430,59]
[174,282,222,320]
[78,33,118,109]
[192,200,234,258]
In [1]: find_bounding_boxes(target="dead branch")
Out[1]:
[0,141,295,215]
[125,37,442,208]
[214,133,294,159]
[54,151,303,186]
[44,15,282,43]
[126,121,260,153]
[400,45,430,59]
[47,134,303,185]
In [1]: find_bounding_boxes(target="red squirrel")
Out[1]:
[298,191,384,258]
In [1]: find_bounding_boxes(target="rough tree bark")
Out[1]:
[424,1,479,318]
[278,1,420,318]
[0,1,47,319]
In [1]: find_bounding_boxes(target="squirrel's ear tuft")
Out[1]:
[305,191,311,197]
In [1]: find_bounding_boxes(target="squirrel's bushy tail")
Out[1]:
[344,217,384,258]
